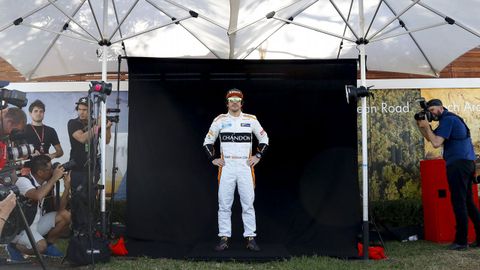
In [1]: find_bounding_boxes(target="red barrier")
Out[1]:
[420,159,478,243]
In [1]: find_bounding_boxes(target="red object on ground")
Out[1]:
[420,159,479,243]
[357,243,387,260]
[110,236,128,256]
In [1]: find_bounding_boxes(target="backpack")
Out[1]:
[64,232,110,266]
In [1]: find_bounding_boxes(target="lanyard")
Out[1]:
[31,125,44,143]
[31,125,45,153]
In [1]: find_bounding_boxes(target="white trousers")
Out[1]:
[218,159,256,238]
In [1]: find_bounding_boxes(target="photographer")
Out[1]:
[68,97,111,233]
[8,155,71,260]
[0,192,16,236]
[0,107,27,137]
[416,99,480,250]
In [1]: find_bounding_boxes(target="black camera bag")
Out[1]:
[65,232,110,266]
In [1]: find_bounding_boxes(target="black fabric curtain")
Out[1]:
[126,58,361,257]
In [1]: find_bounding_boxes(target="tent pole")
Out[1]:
[358,0,369,261]
[100,0,108,236]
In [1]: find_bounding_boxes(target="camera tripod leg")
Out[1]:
[15,203,46,270]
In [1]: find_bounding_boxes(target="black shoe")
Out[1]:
[246,237,261,251]
[447,243,468,251]
[469,241,480,248]
[214,236,229,251]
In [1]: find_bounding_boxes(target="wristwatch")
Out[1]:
[255,153,262,159]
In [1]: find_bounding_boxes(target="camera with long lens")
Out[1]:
[8,144,35,160]
[53,160,77,172]
[414,98,433,122]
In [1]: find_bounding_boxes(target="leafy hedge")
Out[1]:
[109,199,126,223]
[371,199,423,227]
[108,199,424,228]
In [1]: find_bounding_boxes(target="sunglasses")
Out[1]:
[227,97,242,103]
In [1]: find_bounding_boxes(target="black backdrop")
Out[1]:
[126,58,361,258]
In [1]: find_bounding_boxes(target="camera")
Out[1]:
[0,184,19,200]
[53,160,77,172]
[107,115,119,123]
[0,88,28,109]
[414,98,433,122]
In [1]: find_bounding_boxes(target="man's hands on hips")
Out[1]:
[212,157,261,167]
[63,172,71,191]
[248,156,260,167]
[212,158,225,167]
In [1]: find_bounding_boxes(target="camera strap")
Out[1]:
[24,174,44,216]
[444,111,470,140]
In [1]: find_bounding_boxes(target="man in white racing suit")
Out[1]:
[203,88,269,252]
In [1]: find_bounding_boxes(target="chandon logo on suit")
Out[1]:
[220,133,252,143]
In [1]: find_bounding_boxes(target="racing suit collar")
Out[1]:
[227,111,243,118]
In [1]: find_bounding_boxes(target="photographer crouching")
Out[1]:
[416,98,480,250]
[7,155,71,260]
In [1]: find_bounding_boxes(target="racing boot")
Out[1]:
[214,236,229,251]
[246,236,261,251]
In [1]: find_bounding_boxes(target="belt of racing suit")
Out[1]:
[223,155,248,159]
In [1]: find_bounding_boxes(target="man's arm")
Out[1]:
[105,121,112,144]
[71,127,95,144]
[249,118,269,167]
[203,116,223,166]
[23,167,65,202]
[417,120,445,148]
[72,121,112,145]
[59,172,71,211]
[0,192,16,234]
[252,119,269,155]
[49,129,63,159]
[49,144,64,159]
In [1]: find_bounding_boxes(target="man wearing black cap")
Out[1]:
[416,98,480,250]
[67,97,111,233]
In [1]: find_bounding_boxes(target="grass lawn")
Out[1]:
[64,240,480,270]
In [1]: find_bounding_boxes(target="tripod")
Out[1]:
[108,55,123,238]
[64,92,110,267]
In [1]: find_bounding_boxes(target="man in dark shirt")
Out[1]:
[417,99,480,250]
[24,100,63,159]
[67,97,111,233]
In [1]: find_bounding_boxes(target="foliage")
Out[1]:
[109,199,126,223]
[358,89,424,200]
[371,199,423,227]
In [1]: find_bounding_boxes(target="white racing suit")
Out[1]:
[203,112,269,237]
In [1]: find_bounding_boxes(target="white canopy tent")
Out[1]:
[1,0,479,78]
[1,0,480,259]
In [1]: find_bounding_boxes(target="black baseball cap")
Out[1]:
[75,96,93,109]
[426,99,443,108]
[76,97,89,106]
